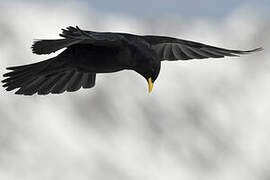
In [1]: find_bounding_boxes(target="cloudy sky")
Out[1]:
[84,0,270,18]
[0,1,269,180]
[18,0,270,18]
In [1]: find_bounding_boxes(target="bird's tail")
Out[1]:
[31,38,81,55]
[2,58,96,95]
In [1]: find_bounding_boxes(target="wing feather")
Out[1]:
[3,59,96,95]
[172,44,190,60]
[143,35,262,61]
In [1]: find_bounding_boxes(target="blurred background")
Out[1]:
[0,0,269,180]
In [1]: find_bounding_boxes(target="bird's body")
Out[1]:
[2,26,262,95]
[59,44,124,73]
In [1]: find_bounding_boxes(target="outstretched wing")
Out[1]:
[2,58,96,95]
[32,26,124,55]
[143,35,262,61]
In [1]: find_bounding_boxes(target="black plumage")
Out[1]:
[2,26,262,95]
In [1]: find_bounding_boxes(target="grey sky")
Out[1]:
[5,0,269,18]
[82,0,269,18]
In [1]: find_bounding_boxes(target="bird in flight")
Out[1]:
[2,26,262,95]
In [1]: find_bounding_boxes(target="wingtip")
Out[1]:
[235,47,264,55]
[247,47,263,53]
[5,66,17,71]
[252,47,263,52]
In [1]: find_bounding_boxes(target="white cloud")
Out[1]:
[0,2,269,180]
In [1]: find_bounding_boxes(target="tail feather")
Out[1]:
[2,58,96,95]
[32,39,81,55]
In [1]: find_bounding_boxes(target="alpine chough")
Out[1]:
[2,26,262,95]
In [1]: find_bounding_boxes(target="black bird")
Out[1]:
[2,26,262,95]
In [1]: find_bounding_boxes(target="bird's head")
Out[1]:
[134,55,161,93]
[126,42,161,93]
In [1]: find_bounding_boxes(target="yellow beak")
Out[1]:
[148,78,154,93]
